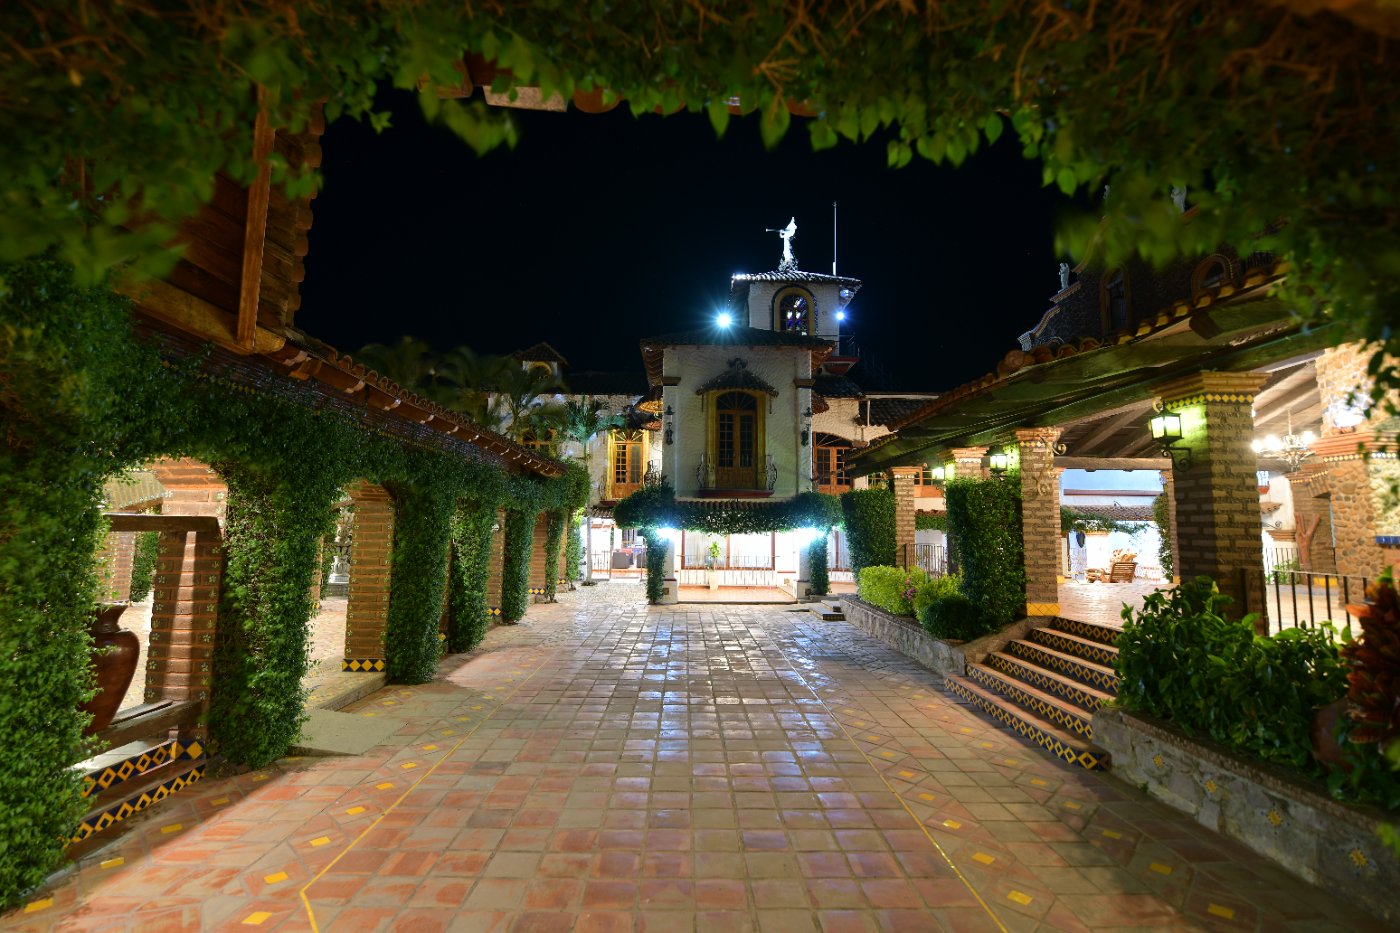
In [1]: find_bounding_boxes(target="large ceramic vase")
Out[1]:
[79,603,140,736]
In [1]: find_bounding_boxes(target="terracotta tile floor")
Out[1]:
[7,584,1381,932]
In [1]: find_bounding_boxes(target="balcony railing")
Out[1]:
[696,453,778,492]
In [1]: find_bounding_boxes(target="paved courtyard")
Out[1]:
[9,585,1380,932]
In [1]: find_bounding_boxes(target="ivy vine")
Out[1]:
[615,483,841,534]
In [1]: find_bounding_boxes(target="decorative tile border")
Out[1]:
[1006,640,1119,693]
[966,665,1095,738]
[1031,628,1119,666]
[81,739,203,799]
[986,653,1111,711]
[73,747,205,844]
[946,676,1106,771]
[341,658,386,672]
[1050,616,1121,645]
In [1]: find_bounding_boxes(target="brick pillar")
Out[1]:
[890,466,919,569]
[950,447,989,481]
[96,529,137,602]
[528,512,550,598]
[149,457,227,522]
[146,520,223,738]
[343,482,394,672]
[309,536,323,606]
[1307,442,1384,578]
[1159,470,1181,583]
[1017,428,1063,617]
[487,508,505,618]
[1157,372,1270,626]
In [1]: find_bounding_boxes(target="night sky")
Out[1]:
[298,89,1069,391]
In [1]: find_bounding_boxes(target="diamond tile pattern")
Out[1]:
[9,586,1384,932]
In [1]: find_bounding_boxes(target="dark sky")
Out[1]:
[299,89,1069,391]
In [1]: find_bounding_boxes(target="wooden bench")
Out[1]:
[1108,561,1137,583]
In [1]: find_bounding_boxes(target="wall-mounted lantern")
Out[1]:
[664,406,674,446]
[1148,407,1192,470]
[800,407,813,447]
[987,446,1010,477]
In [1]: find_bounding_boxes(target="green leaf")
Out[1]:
[1056,167,1078,196]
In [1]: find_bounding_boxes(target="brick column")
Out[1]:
[146,520,223,738]
[528,512,550,598]
[149,457,227,522]
[1157,372,1270,626]
[1016,428,1063,617]
[96,529,137,602]
[889,466,919,569]
[343,482,394,672]
[1159,470,1181,582]
[951,447,989,481]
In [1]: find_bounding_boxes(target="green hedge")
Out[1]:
[808,536,829,597]
[564,509,584,583]
[446,500,495,653]
[0,257,588,906]
[616,482,841,534]
[500,509,535,623]
[915,513,947,532]
[945,478,1024,625]
[841,488,895,572]
[1152,492,1174,580]
[543,510,566,601]
[126,529,159,602]
[857,566,928,617]
[1116,578,1347,771]
[643,529,669,603]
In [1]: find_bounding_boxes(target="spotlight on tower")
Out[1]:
[716,312,732,328]
[835,310,846,322]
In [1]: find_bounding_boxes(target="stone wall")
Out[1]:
[1095,706,1399,925]
[839,597,1037,677]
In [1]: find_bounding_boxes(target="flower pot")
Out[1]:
[1310,697,1351,773]
[79,603,141,736]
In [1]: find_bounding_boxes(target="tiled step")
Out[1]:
[985,652,1115,708]
[73,758,205,844]
[809,605,845,621]
[1049,616,1122,646]
[1029,627,1119,668]
[965,663,1096,738]
[1005,639,1119,694]
[945,674,1108,771]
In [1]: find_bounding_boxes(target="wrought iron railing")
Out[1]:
[1265,568,1368,637]
[913,543,949,577]
[695,453,778,491]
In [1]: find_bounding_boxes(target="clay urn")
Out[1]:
[79,602,141,735]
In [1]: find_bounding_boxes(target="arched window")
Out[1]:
[608,429,647,499]
[1100,268,1131,335]
[712,391,761,489]
[773,287,816,334]
[813,433,852,494]
[1191,255,1232,298]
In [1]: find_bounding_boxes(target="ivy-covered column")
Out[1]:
[889,465,919,569]
[447,498,496,653]
[1159,469,1181,582]
[500,508,536,623]
[344,482,395,673]
[1156,372,1270,626]
[1016,427,1063,618]
[384,481,455,683]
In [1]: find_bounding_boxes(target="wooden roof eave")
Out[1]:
[849,318,1347,477]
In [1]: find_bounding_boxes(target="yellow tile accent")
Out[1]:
[978,742,995,749]
[918,793,936,801]
[251,773,269,782]
[211,797,230,806]
[1008,890,1033,906]
[401,762,418,770]
[1025,602,1060,617]
[1153,754,1164,769]
[422,744,439,751]
[972,852,995,864]
[242,911,273,925]
[100,857,124,869]
[346,806,366,815]
[1149,862,1173,875]
[23,898,52,913]
[441,730,456,736]
[363,713,378,717]
[309,836,331,847]
[865,734,881,741]
[263,872,288,885]
[1204,779,1218,795]
[853,720,868,727]
[1030,778,1047,787]
[897,770,916,779]
[376,782,394,790]
[160,823,184,834]
[1063,801,1081,810]
[942,819,962,829]
[1101,829,1122,839]
[1207,904,1234,920]
[1267,810,1282,827]
[1350,848,1368,869]
[382,701,397,706]
[483,695,494,700]
[880,750,896,758]
[468,708,482,713]
[958,727,972,734]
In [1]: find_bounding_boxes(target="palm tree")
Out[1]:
[561,396,623,582]
[433,346,509,427]
[355,335,437,391]
[492,363,566,443]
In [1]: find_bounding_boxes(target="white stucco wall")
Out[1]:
[742,281,848,339]
[661,345,811,499]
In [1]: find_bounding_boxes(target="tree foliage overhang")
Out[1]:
[4,1,1400,393]
[614,483,842,535]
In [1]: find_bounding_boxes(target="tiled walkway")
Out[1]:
[8,585,1380,932]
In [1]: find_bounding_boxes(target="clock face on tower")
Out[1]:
[774,287,815,334]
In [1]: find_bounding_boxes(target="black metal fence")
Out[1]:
[1264,568,1368,636]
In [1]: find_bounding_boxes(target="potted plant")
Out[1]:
[705,540,722,591]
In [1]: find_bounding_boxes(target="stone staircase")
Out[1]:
[808,597,846,621]
[944,616,1120,771]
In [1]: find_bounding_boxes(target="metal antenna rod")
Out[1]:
[832,201,838,276]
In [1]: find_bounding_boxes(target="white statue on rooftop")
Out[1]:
[767,217,798,271]
[1058,262,1071,290]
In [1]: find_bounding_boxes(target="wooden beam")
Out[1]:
[1054,457,1170,471]
[103,513,221,533]
[117,274,286,355]
[1068,406,1152,456]
[238,86,276,351]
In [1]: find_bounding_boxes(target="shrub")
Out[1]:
[808,536,829,597]
[643,529,669,603]
[920,592,995,642]
[945,478,1024,625]
[1151,492,1174,579]
[1335,571,1400,808]
[127,529,159,602]
[913,574,961,617]
[858,565,928,617]
[1116,577,1348,771]
[564,509,584,583]
[841,487,895,571]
